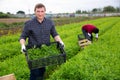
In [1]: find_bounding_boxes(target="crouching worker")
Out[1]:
[82,24,99,41]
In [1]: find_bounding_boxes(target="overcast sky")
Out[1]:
[0,0,119,14]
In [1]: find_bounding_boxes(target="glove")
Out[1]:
[59,41,65,48]
[88,33,91,37]
[21,44,26,53]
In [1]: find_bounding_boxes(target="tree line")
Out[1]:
[0,5,120,18]
[76,5,120,14]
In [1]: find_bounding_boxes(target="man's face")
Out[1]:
[35,7,45,20]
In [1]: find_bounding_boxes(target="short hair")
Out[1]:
[34,3,46,11]
[93,28,99,33]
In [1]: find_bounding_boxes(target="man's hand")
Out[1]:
[59,41,65,48]
[54,35,65,48]
[21,44,26,53]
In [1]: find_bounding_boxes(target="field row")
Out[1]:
[0,17,120,80]
[49,17,120,80]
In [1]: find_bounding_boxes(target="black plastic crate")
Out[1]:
[24,42,66,70]
[78,34,85,40]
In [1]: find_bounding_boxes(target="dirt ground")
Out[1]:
[0,18,30,24]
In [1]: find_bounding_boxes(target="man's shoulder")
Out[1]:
[45,17,53,22]
[43,18,54,26]
[25,19,31,23]
[25,18,36,24]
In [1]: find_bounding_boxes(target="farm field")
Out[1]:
[0,17,95,24]
[0,17,120,80]
[0,17,100,36]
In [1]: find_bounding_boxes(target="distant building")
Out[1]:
[15,13,26,18]
[45,13,53,19]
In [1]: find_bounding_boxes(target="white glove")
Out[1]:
[88,33,91,37]
[21,44,26,53]
[95,33,98,38]
[59,41,65,48]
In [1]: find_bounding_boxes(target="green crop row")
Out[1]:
[0,22,24,28]
[0,17,120,80]
[48,18,120,80]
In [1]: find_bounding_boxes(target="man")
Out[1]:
[19,3,64,80]
[82,24,99,41]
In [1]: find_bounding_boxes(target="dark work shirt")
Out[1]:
[20,17,58,46]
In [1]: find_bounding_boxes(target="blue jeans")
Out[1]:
[30,67,45,80]
[82,29,93,41]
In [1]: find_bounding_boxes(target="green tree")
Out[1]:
[92,8,98,13]
[0,12,10,18]
[82,10,88,13]
[76,10,81,14]
[116,7,120,12]
[103,6,116,12]
[7,12,11,14]
[16,11,25,14]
